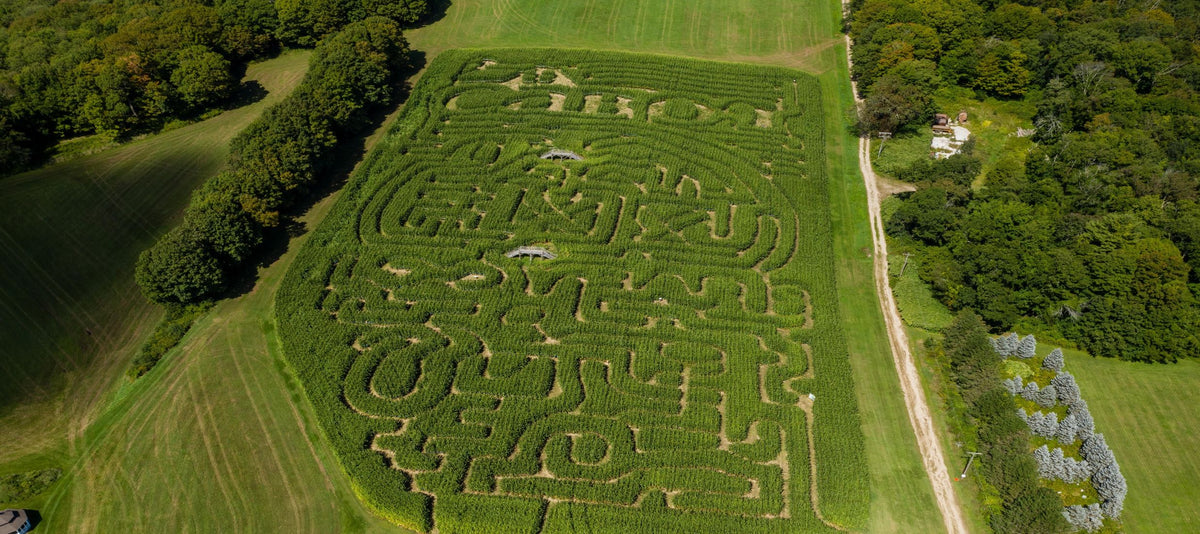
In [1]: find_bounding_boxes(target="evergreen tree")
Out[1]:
[1063,504,1104,532]
[1056,413,1078,444]
[1052,371,1081,406]
[1026,410,1059,438]
[1093,460,1127,518]
[1032,444,1054,479]
[994,332,1020,357]
[1002,375,1023,395]
[1034,383,1058,408]
[1020,381,1040,402]
[1081,434,1114,468]
[1072,401,1096,440]
[1042,348,1065,371]
[1017,334,1037,359]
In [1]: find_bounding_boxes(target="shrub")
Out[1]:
[128,301,215,377]
[0,468,62,503]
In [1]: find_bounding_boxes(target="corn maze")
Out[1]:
[277,49,867,533]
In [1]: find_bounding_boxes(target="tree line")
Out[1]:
[942,311,1072,533]
[852,0,1200,361]
[134,16,413,305]
[0,0,431,176]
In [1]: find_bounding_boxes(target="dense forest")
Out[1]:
[0,0,431,175]
[851,0,1200,362]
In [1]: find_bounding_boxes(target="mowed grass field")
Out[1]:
[409,0,845,72]
[1,1,948,532]
[1068,353,1200,533]
[0,50,309,491]
[33,193,410,533]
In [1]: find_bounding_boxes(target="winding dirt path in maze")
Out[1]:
[842,3,969,532]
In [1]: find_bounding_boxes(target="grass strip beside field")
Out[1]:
[33,190,412,533]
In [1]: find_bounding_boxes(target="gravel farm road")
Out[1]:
[841,4,970,532]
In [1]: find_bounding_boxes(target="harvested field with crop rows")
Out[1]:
[277,49,866,533]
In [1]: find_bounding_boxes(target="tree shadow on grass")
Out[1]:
[226,80,269,109]
[415,0,452,28]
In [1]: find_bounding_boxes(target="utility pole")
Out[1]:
[958,451,983,480]
[877,131,892,158]
[898,252,911,277]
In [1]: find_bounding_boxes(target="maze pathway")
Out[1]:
[278,49,866,533]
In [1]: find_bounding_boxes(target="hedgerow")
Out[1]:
[276,49,867,532]
[135,16,413,305]
[941,312,1071,534]
[995,336,1127,532]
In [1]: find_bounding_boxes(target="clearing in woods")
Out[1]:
[276,49,867,533]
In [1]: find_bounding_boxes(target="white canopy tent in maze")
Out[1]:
[277,49,867,533]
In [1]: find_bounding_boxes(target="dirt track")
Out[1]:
[859,137,969,534]
[842,5,969,532]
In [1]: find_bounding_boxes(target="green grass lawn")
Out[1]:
[0,49,310,478]
[31,192,412,533]
[0,1,950,531]
[1068,352,1200,533]
[408,0,845,73]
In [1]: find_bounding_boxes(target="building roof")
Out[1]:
[0,509,28,534]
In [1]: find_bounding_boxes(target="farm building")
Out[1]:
[0,509,31,534]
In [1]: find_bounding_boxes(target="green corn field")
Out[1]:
[276,49,867,533]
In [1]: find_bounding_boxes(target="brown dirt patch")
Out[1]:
[583,94,603,114]
[755,109,773,128]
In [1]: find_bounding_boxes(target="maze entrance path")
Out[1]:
[277,49,867,533]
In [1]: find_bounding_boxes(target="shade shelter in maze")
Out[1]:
[277,49,867,533]
[506,246,557,259]
[540,149,582,160]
